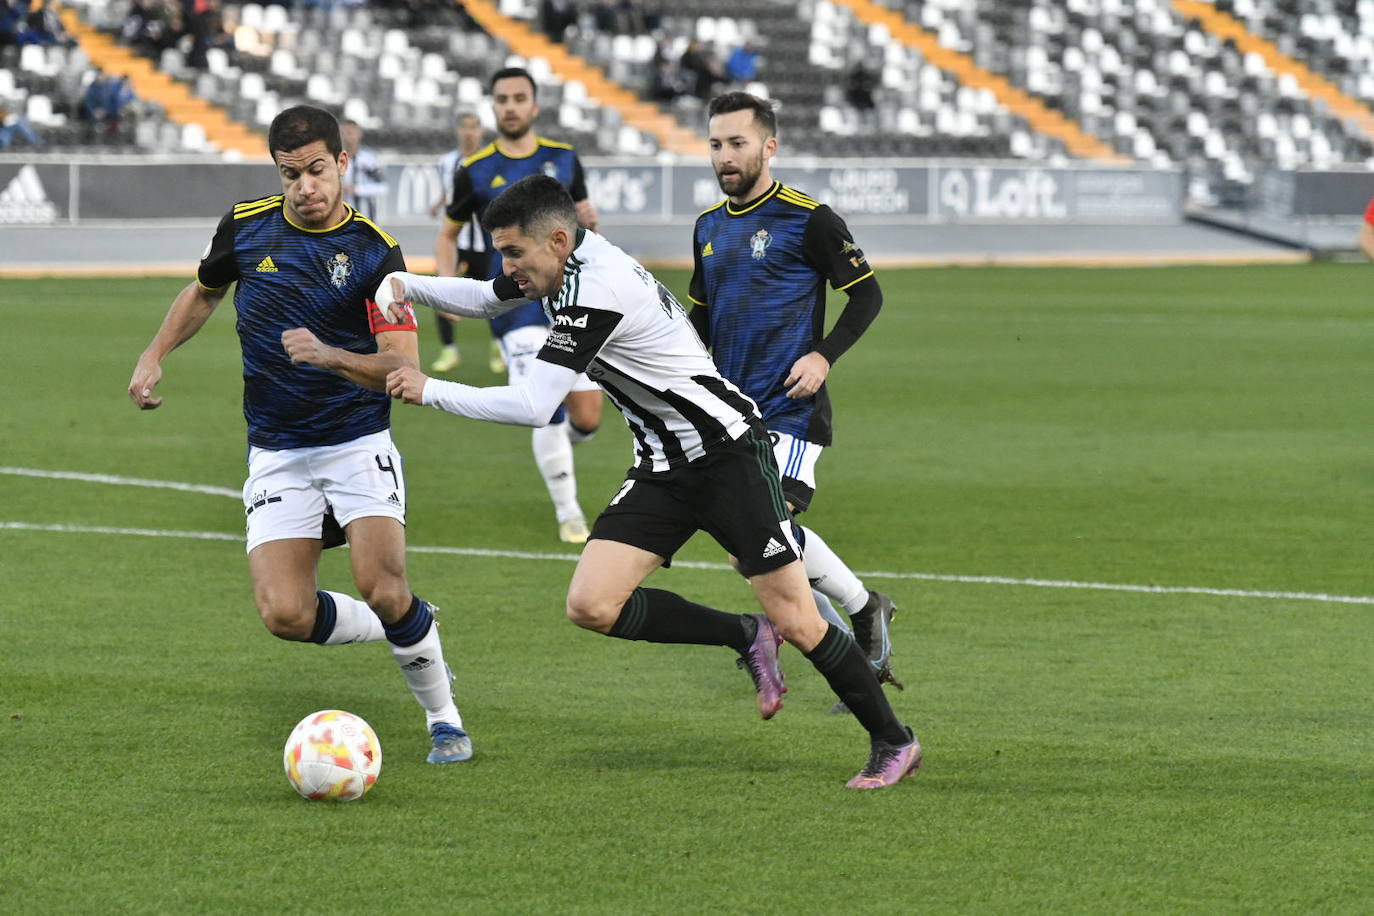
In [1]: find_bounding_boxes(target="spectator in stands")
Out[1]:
[725,41,758,85]
[0,100,42,150]
[1358,196,1374,261]
[20,0,75,47]
[648,43,684,103]
[121,0,183,60]
[187,1,235,71]
[81,69,136,142]
[540,0,576,43]
[680,40,722,101]
[0,0,23,49]
[844,60,877,119]
[341,119,387,220]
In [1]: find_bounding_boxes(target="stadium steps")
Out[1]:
[57,7,264,157]
[831,0,1126,162]
[1173,0,1374,144]
[455,0,705,156]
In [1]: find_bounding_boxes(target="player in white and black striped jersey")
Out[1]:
[379,175,922,788]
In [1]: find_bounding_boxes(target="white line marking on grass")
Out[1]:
[0,521,240,541]
[3,520,1371,607]
[0,466,240,498]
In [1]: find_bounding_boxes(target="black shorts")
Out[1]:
[590,428,802,577]
[458,249,490,280]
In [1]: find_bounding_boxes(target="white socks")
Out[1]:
[532,420,583,523]
[318,590,386,644]
[813,588,854,637]
[800,525,869,614]
[389,622,463,730]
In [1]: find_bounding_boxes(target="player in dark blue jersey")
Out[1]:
[688,92,904,703]
[128,105,473,765]
[434,67,604,544]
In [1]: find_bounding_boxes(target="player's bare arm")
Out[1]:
[282,327,418,392]
[128,280,227,409]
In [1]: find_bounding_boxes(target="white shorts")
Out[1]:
[243,430,406,554]
[501,324,599,393]
[771,431,823,512]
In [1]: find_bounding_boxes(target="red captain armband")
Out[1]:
[366,297,418,333]
[1364,197,1374,225]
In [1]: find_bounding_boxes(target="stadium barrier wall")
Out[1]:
[1255,168,1374,219]
[0,155,1182,227]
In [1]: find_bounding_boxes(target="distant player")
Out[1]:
[383,175,922,788]
[127,105,472,765]
[340,119,385,220]
[434,66,603,544]
[688,91,902,707]
[428,111,488,373]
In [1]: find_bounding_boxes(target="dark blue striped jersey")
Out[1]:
[688,181,873,445]
[198,195,407,450]
[444,137,588,337]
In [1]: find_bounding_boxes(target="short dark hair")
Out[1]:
[707,91,777,138]
[489,66,537,99]
[268,105,342,160]
[483,174,576,238]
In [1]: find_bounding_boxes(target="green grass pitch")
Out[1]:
[1,264,1371,913]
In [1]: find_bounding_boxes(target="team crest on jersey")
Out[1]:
[325,253,352,288]
[542,160,558,178]
[750,229,772,260]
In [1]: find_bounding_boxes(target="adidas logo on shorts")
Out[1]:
[762,537,787,559]
[387,492,401,504]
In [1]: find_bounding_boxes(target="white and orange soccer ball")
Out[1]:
[283,710,382,801]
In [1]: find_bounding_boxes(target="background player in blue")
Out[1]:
[434,66,603,544]
[428,110,494,374]
[127,105,473,765]
[687,92,904,701]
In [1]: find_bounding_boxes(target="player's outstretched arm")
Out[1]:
[378,271,531,320]
[128,280,226,409]
[387,357,576,428]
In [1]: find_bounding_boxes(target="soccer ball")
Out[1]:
[283,709,382,801]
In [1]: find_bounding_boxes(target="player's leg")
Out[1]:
[773,432,900,685]
[709,429,920,786]
[749,560,920,788]
[431,314,460,372]
[244,447,384,644]
[327,432,469,763]
[564,384,602,445]
[567,478,777,710]
[506,325,586,539]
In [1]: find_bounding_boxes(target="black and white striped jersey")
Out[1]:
[536,229,761,472]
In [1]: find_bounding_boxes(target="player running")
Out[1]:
[127,105,472,765]
[382,174,922,789]
[688,91,902,710]
[434,66,603,544]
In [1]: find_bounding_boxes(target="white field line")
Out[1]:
[2,519,1371,607]
[0,466,240,498]
[4,467,1370,605]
